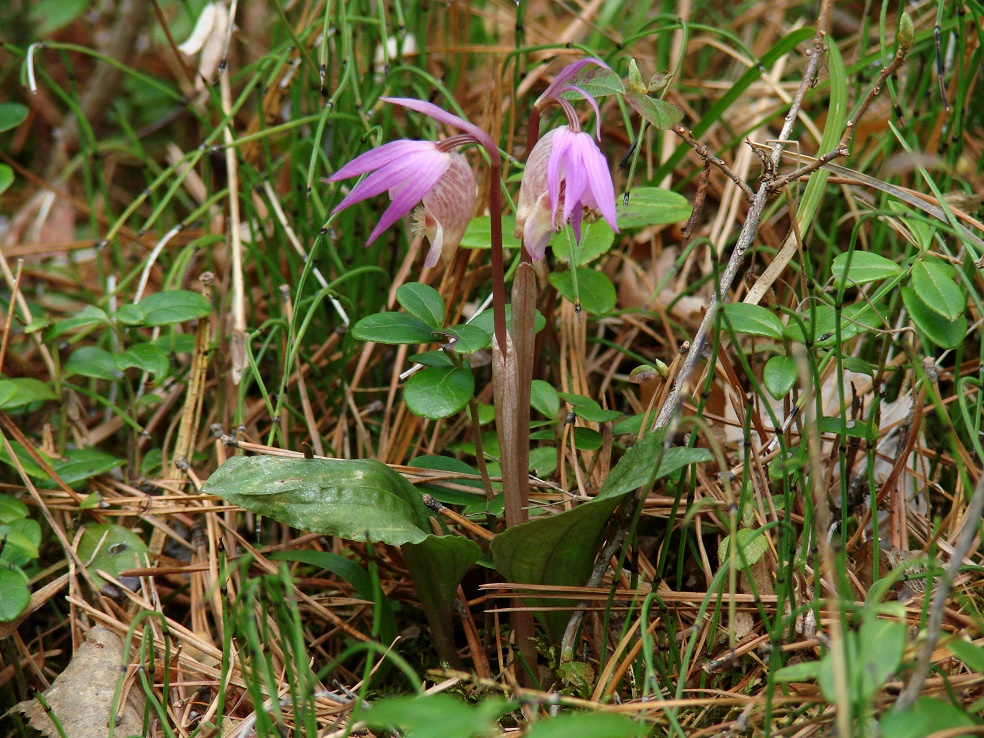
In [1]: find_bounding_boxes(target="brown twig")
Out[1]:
[671,124,755,202]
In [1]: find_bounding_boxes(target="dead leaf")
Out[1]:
[13,625,144,738]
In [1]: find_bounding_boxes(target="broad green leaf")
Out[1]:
[784,303,883,346]
[879,697,977,738]
[525,712,648,738]
[946,637,984,673]
[718,528,768,567]
[470,304,546,337]
[403,534,483,666]
[397,283,446,328]
[64,346,121,381]
[202,456,433,545]
[0,441,49,479]
[31,0,88,35]
[45,305,109,339]
[721,303,784,340]
[573,427,603,450]
[624,91,684,129]
[550,220,616,266]
[616,187,691,229]
[114,343,170,377]
[902,287,967,350]
[113,303,146,325]
[597,429,711,501]
[76,523,149,590]
[404,365,474,419]
[831,251,902,286]
[910,260,964,321]
[364,694,510,738]
[816,416,876,442]
[49,448,125,487]
[0,519,42,565]
[491,492,624,641]
[443,324,490,354]
[561,65,626,99]
[0,102,28,133]
[856,618,906,696]
[772,660,821,683]
[0,378,58,410]
[458,216,523,251]
[0,164,12,195]
[268,549,397,645]
[0,568,30,622]
[531,380,560,418]
[763,356,797,399]
[0,495,29,523]
[529,446,557,477]
[353,312,437,345]
[549,268,617,315]
[409,351,453,368]
[137,290,211,326]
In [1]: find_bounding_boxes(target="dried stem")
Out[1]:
[671,124,755,201]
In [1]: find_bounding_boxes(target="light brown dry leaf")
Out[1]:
[13,625,144,738]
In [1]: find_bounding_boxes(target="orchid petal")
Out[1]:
[547,128,574,228]
[523,192,554,260]
[423,219,445,268]
[366,162,447,244]
[328,139,432,181]
[383,97,499,162]
[331,149,447,215]
[581,140,618,231]
[556,84,603,139]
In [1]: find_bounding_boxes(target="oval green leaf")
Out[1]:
[0,103,28,133]
[616,187,691,229]
[549,267,617,315]
[352,312,437,344]
[910,260,964,321]
[114,343,170,377]
[530,380,560,418]
[443,323,491,354]
[550,220,616,266]
[458,215,523,250]
[0,164,13,196]
[76,523,149,590]
[721,302,784,340]
[902,287,966,349]
[763,355,797,399]
[64,346,121,380]
[396,282,445,328]
[404,365,474,419]
[831,251,902,286]
[0,568,30,621]
[137,290,211,326]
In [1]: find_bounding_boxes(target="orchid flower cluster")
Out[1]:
[327,58,618,270]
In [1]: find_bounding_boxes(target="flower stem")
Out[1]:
[488,164,509,356]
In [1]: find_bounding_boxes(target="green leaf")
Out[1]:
[0,441,49,480]
[0,378,58,410]
[407,456,485,506]
[718,528,768,567]
[352,312,437,344]
[0,495,29,523]
[409,351,453,368]
[763,356,798,399]
[597,429,711,501]
[0,103,28,133]
[616,187,691,229]
[404,366,474,419]
[946,638,984,673]
[0,164,13,196]
[397,283,446,328]
[64,346,121,381]
[784,302,886,346]
[721,303,784,340]
[0,519,42,565]
[831,251,902,286]
[0,568,30,622]
[772,660,820,683]
[76,523,149,590]
[202,456,433,545]
[31,0,88,35]
[525,712,648,738]
[491,492,624,641]
[114,343,170,377]
[910,260,964,321]
[470,304,546,337]
[364,694,510,738]
[902,287,967,350]
[137,290,211,326]
[624,91,684,129]
[529,446,557,477]
[531,380,560,418]
[550,220,616,266]
[49,448,125,487]
[573,427,603,450]
[443,324,491,354]
[816,416,876,442]
[45,305,109,339]
[458,216,523,251]
[560,65,626,99]
[549,268,617,315]
[879,697,977,738]
[113,303,146,326]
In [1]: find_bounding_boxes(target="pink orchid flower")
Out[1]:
[515,125,619,261]
[328,98,495,268]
